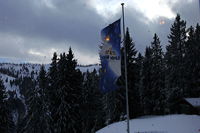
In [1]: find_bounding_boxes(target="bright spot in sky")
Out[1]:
[28,49,45,57]
[86,0,178,21]
[131,0,177,21]
[87,0,195,22]
[159,20,165,25]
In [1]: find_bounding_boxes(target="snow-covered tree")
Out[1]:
[0,78,15,133]
[53,48,83,133]
[22,65,51,133]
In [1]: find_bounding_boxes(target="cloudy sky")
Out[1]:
[0,0,199,64]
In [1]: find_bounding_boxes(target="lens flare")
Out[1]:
[105,36,110,42]
[159,20,165,25]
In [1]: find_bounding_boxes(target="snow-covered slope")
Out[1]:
[0,63,100,78]
[96,115,200,133]
[77,64,100,73]
[0,73,21,98]
[0,63,49,78]
[0,63,100,125]
[0,63,100,94]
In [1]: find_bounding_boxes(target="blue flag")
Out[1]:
[199,0,200,13]
[99,19,121,92]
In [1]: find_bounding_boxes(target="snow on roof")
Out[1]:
[184,98,200,107]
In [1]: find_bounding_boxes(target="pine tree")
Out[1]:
[22,66,51,133]
[193,24,200,97]
[66,47,83,132]
[22,88,42,133]
[81,69,104,133]
[135,53,144,115]
[0,78,14,133]
[184,26,195,97]
[47,52,58,131]
[37,65,51,132]
[54,52,71,132]
[54,48,83,132]
[150,34,165,114]
[141,47,153,115]
[116,28,142,120]
[124,28,141,118]
[184,24,200,97]
[165,14,187,112]
[102,89,119,125]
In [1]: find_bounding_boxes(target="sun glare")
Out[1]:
[85,0,193,22]
[105,36,110,42]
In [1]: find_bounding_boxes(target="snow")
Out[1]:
[185,98,200,107]
[12,110,19,125]
[96,115,200,133]
[0,63,42,78]
[0,73,22,98]
[0,63,100,77]
[0,63,100,99]
[0,73,15,91]
[77,64,100,73]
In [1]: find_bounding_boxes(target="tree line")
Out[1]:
[0,14,200,133]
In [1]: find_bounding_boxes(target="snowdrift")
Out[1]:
[96,115,200,133]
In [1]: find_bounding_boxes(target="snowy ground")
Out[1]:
[96,115,200,133]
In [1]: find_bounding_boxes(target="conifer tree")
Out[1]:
[150,34,165,114]
[22,88,42,133]
[47,52,58,130]
[81,69,104,133]
[66,47,83,132]
[116,28,142,119]
[135,53,144,115]
[184,24,200,97]
[53,53,71,132]
[124,28,141,118]
[22,66,50,133]
[0,78,14,132]
[54,48,83,133]
[141,47,153,115]
[37,65,51,132]
[165,14,187,111]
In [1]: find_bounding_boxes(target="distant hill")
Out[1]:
[0,62,100,125]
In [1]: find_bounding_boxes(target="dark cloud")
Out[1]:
[126,0,199,53]
[0,0,103,49]
[0,0,198,64]
[171,0,199,27]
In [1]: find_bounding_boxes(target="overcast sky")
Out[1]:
[0,0,199,64]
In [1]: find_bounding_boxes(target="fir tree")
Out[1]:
[165,14,187,112]
[141,47,153,115]
[102,89,119,125]
[135,53,144,115]
[184,24,200,97]
[47,52,58,131]
[37,65,51,132]
[22,66,50,133]
[81,69,104,133]
[0,78,14,133]
[54,53,71,132]
[193,24,200,97]
[66,48,83,132]
[21,88,42,133]
[54,48,83,133]
[124,28,141,118]
[150,34,165,114]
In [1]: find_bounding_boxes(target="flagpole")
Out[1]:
[121,3,130,133]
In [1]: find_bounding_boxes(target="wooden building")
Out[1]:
[172,98,200,115]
